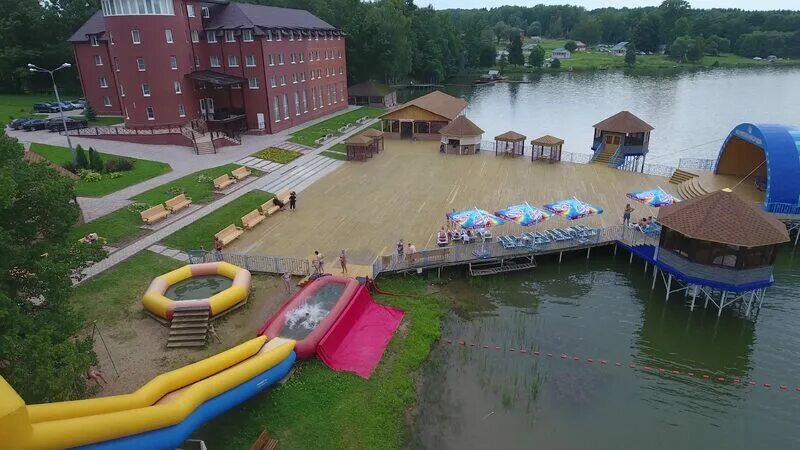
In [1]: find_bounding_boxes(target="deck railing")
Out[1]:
[678,158,717,172]
[186,250,311,276]
[67,125,185,136]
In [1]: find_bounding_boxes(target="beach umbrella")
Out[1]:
[626,187,682,208]
[448,208,504,256]
[543,197,603,221]
[494,202,552,227]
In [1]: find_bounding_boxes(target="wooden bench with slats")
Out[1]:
[140,204,170,224]
[213,174,235,190]
[242,209,265,230]
[165,193,192,212]
[215,224,243,246]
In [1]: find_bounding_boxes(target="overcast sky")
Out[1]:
[425,0,798,11]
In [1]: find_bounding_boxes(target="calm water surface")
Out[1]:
[402,68,800,165]
[412,249,800,449]
[163,274,232,300]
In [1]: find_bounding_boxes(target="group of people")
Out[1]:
[622,204,657,230]
[396,239,417,260]
[436,227,477,247]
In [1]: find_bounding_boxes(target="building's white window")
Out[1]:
[302,90,308,112]
[137,57,145,71]
[201,6,209,18]
[332,84,337,103]
[210,55,220,67]
[270,75,276,87]
[131,29,141,44]
[169,56,178,70]
[318,88,323,108]
[102,0,174,16]
[282,94,289,119]
[231,83,241,89]
[119,84,125,96]
[324,51,328,61]
[292,73,297,84]
[242,29,253,42]
[225,30,235,42]
[146,106,155,120]
[289,31,294,41]
[99,77,108,88]
[178,104,186,117]
[94,55,103,66]
[103,96,111,106]
[191,30,199,43]
[301,72,306,82]
[273,96,279,121]
[186,4,194,17]
[298,32,303,42]
[90,35,99,47]
[125,107,129,119]
[268,54,274,66]
[249,77,260,89]
[276,30,281,41]
[311,87,317,109]
[327,86,332,105]
[114,57,120,71]
[299,53,304,63]
[194,55,200,67]
[294,92,299,115]
[325,67,329,77]
[308,52,313,61]
[142,83,151,96]
[339,66,343,75]
[174,81,182,94]
[280,75,285,86]
[165,29,173,43]
[290,53,296,64]
[245,55,256,67]
[278,54,284,65]
[315,31,319,40]
[266,30,272,41]
[206,31,216,43]
[310,71,314,80]
[227,55,238,67]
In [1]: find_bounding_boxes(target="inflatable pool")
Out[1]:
[143,262,251,321]
[258,276,359,359]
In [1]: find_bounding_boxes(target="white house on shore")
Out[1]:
[611,42,629,56]
[575,41,587,52]
[552,48,572,59]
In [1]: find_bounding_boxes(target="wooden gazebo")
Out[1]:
[345,134,374,161]
[361,128,384,153]
[494,131,526,157]
[531,135,565,163]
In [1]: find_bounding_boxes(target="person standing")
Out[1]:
[407,242,417,263]
[623,203,635,226]
[397,239,405,260]
[289,191,297,210]
[213,237,223,261]
[339,250,348,274]
[281,272,292,292]
[314,250,325,274]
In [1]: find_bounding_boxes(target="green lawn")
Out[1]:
[71,251,182,325]
[162,191,273,250]
[252,147,302,164]
[321,143,347,161]
[70,115,125,126]
[30,143,172,197]
[0,94,52,126]
[289,107,385,147]
[197,276,444,449]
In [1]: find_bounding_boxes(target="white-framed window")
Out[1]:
[232,83,241,89]
[165,29,173,43]
[302,90,307,112]
[324,51,328,61]
[290,53,296,64]
[210,55,220,67]
[282,94,289,119]
[318,88,323,108]
[109,31,114,45]
[339,66,343,74]
[289,31,294,41]
[242,29,253,42]
[308,52,313,61]
[201,6,209,17]
[294,92,299,115]
[245,55,256,67]
[206,31,216,43]
[178,104,186,117]
[142,83,150,96]
[327,86,332,105]
[276,30,281,41]
[137,57,145,71]
[113,57,119,71]
[119,84,125,96]
[268,54,274,66]
[248,77,260,89]
[270,75,276,87]
[292,73,297,84]
[301,72,306,82]
[186,4,194,17]
[310,71,315,80]
[191,30,199,43]
[94,55,103,66]
[227,55,238,67]
[90,35,99,47]
[315,31,319,41]
[225,30,235,42]
[325,67,329,77]
[99,77,108,88]
[298,32,303,42]
[174,81,182,94]
[102,0,175,16]
[194,55,200,67]
[266,30,272,41]
[103,96,111,106]
[332,84,337,103]
[131,29,141,44]
[311,87,317,109]
[299,53,304,63]
[273,96,279,122]
[280,75,285,86]
[169,55,177,70]
[146,106,155,120]
[278,54,284,65]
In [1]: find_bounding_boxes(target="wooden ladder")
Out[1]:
[250,431,279,450]
[167,305,209,349]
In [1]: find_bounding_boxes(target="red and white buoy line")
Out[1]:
[443,338,799,393]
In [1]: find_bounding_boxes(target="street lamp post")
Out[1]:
[28,63,76,163]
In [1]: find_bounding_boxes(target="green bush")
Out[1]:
[108,172,122,179]
[126,202,150,213]
[79,170,102,182]
[196,174,213,183]
[166,186,185,196]
[84,102,97,121]
[75,145,88,169]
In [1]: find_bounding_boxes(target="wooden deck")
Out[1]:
[229,140,683,265]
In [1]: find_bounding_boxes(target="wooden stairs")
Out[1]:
[669,168,698,184]
[469,257,536,276]
[676,177,710,200]
[591,145,617,165]
[167,305,210,349]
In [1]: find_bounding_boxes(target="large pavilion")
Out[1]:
[379,91,467,140]
[438,116,484,155]
[347,81,397,108]
[591,111,653,171]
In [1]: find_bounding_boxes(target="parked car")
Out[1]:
[8,117,35,130]
[56,102,76,111]
[48,117,88,132]
[33,102,59,113]
[68,101,85,109]
[23,118,50,131]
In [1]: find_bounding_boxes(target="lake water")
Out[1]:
[412,248,800,449]
[401,67,800,165]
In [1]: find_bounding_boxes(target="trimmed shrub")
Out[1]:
[75,145,89,169]
[127,202,150,213]
[108,172,123,179]
[196,174,213,183]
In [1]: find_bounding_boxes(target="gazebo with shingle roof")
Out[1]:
[494,131,526,157]
[361,128,385,153]
[531,135,565,163]
[345,134,374,161]
[591,110,653,171]
[438,115,484,155]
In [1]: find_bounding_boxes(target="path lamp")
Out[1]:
[28,63,76,163]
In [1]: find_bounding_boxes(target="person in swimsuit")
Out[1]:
[623,203,634,225]
[339,250,348,274]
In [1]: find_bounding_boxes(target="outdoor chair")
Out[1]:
[498,236,516,249]
[534,231,551,243]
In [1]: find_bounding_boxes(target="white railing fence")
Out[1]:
[187,251,311,276]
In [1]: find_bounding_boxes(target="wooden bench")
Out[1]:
[165,193,192,212]
[249,431,278,450]
[215,224,243,247]
[242,209,265,230]
[213,174,235,190]
[275,190,291,204]
[232,166,252,181]
[259,198,280,216]
[314,137,325,145]
[140,204,170,224]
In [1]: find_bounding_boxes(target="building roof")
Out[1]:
[438,115,484,137]
[348,81,394,97]
[657,189,789,247]
[495,130,526,141]
[612,42,629,51]
[379,90,467,121]
[68,10,105,42]
[345,134,373,145]
[552,48,569,53]
[593,110,654,133]
[531,135,565,146]
[575,41,586,47]
[361,128,384,138]
[187,70,246,86]
[206,2,336,31]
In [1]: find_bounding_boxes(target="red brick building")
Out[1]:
[69,0,348,134]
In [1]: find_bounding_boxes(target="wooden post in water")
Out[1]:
[651,266,658,290]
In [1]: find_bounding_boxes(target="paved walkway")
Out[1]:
[147,244,189,262]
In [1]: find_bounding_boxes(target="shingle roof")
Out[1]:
[438,115,484,137]
[657,189,789,247]
[593,110,654,133]
[381,90,467,121]
[206,2,336,31]
[348,81,394,97]
[495,131,526,141]
[68,10,105,42]
[361,128,384,138]
[531,135,564,146]
[345,134,373,145]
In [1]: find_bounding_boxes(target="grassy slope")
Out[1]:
[30,143,172,197]
[289,107,385,147]
[134,164,249,205]
[162,191,273,250]
[0,94,52,126]
[197,276,443,449]
[69,115,125,126]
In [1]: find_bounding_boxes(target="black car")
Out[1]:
[33,102,59,113]
[48,117,88,132]
[8,117,35,130]
[23,119,50,131]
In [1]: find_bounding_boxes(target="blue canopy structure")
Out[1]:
[715,123,800,214]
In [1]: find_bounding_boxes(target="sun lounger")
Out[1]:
[533,231,551,243]
[546,229,566,241]
[478,229,492,240]
[498,236,516,249]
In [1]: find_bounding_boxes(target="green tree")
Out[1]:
[670,35,693,61]
[632,13,662,53]
[547,17,564,38]
[75,144,88,169]
[83,102,97,122]
[528,45,545,68]
[660,0,691,45]
[564,40,577,52]
[571,18,602,45]
[550,57,561,69]
[670,17,692,43]
[527,21,542,37]
[687,36,705,61]
[493,20,509,43]
[625,42,637,65]
[507,34,524,66]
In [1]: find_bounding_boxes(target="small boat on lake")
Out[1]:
[473,70,506,85]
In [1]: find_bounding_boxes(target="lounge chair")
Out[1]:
[498,236,516,249]
[534,231,551,244]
